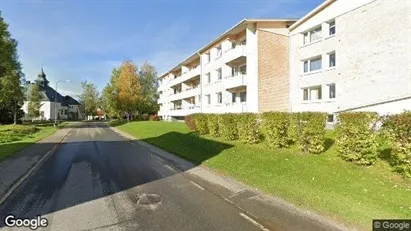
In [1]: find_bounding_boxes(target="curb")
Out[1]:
[108,125,354,231]
[0,128,73,206]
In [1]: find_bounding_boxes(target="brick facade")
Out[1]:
[257,29,290,112]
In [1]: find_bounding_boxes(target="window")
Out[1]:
[239,65,247,75]
[217,68,222,80]
[310,57,322,71]
[217,92,222,104]
[206,94,211,105]
[303,89,309,101]
[329,84,336,99]
[205,53,210,63]
[327,114,335,123]
[216,45,222,58]
[329,21,336,36]
[303,61,309,73]
[240,91,247,102]
[303,27,322,44]
[302,86,322,101]
[329,52,336,67]
[303,56,322,73]
[231,92,237,103]
[206,73,211,83]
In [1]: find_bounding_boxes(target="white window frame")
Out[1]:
[302,26,322,45]
[328,52,336,68]
[216,68,222,81]
[240,91,247,103]
[231,92,237,103]
[206,72,211,84]
[216,45,222,59]
[329,20,336,36]
[302,56,322,74]
[206,94,211,105]
[328,83,336,99]
[302,85,322,101]
[216,92,222,104]
[205,52,210,64]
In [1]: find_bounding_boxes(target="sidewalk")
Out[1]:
[110,126,355,231]
[0,127,72,201]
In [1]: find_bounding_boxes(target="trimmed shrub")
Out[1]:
[194,114,209,134]
[298,112,327,154]
[208,114,221,137]
[184,114,196,131]
[108,119,127,127]
[149,114,160,121]
[288,112,301,144]
[237,113,260,144]
[0,125,40,143]
[262,112,290,148]
[336,112,379,165]
[219,113,238,141]
[381,111,411,177]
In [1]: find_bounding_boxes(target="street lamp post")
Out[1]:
[54,80,71,127]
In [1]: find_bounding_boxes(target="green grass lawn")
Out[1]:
[0,124,57,162]
[116,121,411,230]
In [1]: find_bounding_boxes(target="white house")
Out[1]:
[22,69,82,121]
[157,19,297,121]
[289,0,411,123]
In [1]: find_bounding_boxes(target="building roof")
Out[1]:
[288,0,336,31]
[24,68,80,106]
[158,18,298,79]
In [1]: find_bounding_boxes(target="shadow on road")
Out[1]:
[0,122,233,227]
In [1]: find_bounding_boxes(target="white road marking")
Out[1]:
[239,213,270,231]
[190,181,205,190]
[164,164,176,172]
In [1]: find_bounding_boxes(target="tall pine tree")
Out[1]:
[0,11,24,124]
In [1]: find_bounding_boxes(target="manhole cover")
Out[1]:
[137,194,161,205]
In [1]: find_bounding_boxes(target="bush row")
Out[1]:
[186,111,411,177]
[0,125,40,143]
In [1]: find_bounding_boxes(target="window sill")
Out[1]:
[300,39,322,48]
[301,100,323,104]
[214,56,222,60]
[325,67,336,71]
[301,70,322,76]
[325,34,336,40]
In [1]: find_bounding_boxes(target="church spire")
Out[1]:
[35,67,49,87]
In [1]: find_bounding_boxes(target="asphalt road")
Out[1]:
[0,122,263,231]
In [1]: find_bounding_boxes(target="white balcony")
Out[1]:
[168,106,201,116]
[224,74,247,90]
[168,67,200,88]
[169,87,200,101]
[224,103,247,113]
[224,45,246,65]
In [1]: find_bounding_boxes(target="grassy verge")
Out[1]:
[115,121,411,230]
[0,124,57,162]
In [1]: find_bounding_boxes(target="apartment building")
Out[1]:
[289,0,411,123]
[157,19,297,121]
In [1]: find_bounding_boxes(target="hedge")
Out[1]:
[288,112,301,144]
[184,114,196,131]
[381,111,411,177]
[219,113,238,140]
[194,113,209,134]
[262,112,290,148]
[336,112,379,165]
[237,113,260,144]
[208,114,221,137]
[0,125,40,143]
[298,112,327,154]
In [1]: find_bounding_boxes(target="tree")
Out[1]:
[79,81,99,119]
[138,61,159,114]
[115,60,142,121]
[102,68,120,118]
[0,11,24,124]
[27,83,43,120]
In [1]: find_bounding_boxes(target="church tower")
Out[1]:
[34,68,49,88]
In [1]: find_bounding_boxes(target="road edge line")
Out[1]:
[0,128,73,206]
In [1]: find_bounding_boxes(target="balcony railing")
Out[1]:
[224,73,247,89]
[224,45,246,64]
[224,103,247,113]
[167,105,201,116]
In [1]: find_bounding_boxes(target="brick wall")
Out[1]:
[257,30,290,112]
